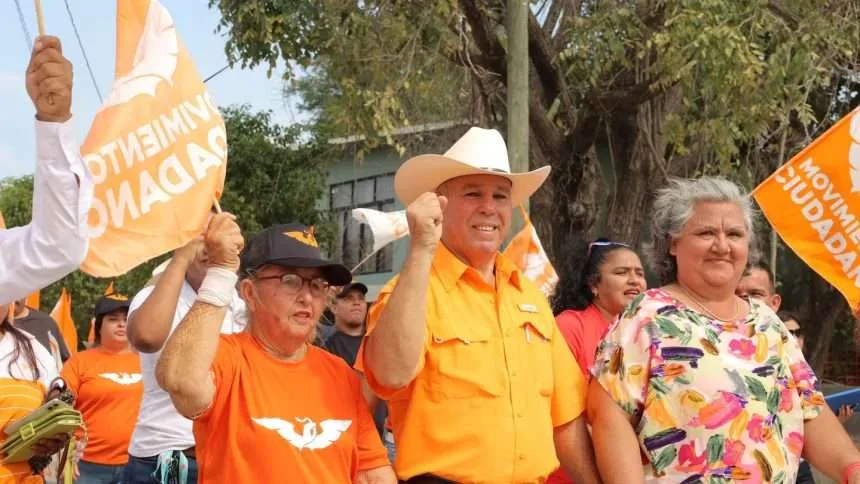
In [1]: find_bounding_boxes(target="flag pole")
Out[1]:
[350,251,378,274]
[34,0,45,36]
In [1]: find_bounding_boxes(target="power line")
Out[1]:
[12,0,33,52]
[204,65,230,83]
[62,0,103,103]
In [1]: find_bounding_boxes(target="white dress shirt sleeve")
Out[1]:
[0,118,94,305]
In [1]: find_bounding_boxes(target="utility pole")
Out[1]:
[507,0,529,213]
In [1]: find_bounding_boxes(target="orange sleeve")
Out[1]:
[59,352,82,395]
[195,334,241,421]
[355,276,421,401]
[550,321,587,427]
[353,372,390,471]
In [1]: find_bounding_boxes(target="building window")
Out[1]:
[330,173,397,274]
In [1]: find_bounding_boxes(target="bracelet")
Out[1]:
[843,461,860,484]
[196,267,238,307]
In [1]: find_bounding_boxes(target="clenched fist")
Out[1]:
[205,213,244,271]
[26,36,73,123]
[406,192,447,251]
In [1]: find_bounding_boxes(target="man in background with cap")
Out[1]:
[325,281,370,364]
[157,217,395,483]
[357,127,600,483]
[324,282,395,461]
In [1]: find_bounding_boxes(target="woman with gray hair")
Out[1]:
[587,176,860,483]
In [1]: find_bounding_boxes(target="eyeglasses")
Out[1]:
[254,273,330,296]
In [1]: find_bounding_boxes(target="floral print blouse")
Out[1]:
[592,289,825,484]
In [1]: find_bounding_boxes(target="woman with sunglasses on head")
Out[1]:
[547,238,646,484]
[61,293,143,484]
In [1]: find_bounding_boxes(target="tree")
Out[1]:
[210,0,858,261]
[0,105,334,348]
[210,0,860,374]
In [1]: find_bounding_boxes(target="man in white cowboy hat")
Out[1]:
[356,127,600,483]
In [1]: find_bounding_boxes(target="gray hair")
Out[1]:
[646,176,759,284]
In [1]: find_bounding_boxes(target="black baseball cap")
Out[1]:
[240,223,352,286]
[337,282,368,298]
[95,293,131,317]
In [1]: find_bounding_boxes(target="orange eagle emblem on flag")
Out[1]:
[284,227,318,248]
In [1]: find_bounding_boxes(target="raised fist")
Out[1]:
[204,213,244,271]
[26,36,73,123]
[406,192,447,251]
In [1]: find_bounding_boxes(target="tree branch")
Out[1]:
[528,9,575,121]
[765,0,799,29]
[542,0,565,37]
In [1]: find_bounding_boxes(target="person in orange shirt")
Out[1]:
[61,293,142,484]
[357,127,601,483]
[546,238,646,484]
[156,217,395,483]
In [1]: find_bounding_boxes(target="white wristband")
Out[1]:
[197,267,238,307]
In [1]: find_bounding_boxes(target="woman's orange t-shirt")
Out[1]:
[60,348,142,465]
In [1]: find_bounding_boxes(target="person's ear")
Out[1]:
[771,294,782,312]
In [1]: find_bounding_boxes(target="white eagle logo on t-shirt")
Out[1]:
[99,372,143,385]
[253,417,352,450]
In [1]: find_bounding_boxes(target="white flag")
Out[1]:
[351,208,409,253]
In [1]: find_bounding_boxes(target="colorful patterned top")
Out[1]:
[592,289,824,484]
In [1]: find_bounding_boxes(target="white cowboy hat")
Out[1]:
[394,127,551,206]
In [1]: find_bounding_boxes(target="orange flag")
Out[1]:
[25,292,40,311]
[1,210,42,309]
[50,288,78,355]
[88,318,96,346]
[80,0,227,277]
[503,207,559,297]
[753,107,860,312]
[104,281,115,295]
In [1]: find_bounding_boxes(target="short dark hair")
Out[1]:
[777,310,802,330]
[746,261,775,289]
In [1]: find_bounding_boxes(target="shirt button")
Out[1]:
[511,370,517,377]
[517,412,524,418]
[518,454,526,460]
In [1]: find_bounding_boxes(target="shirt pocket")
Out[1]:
[426,321,503,401]
[519,318,554,398]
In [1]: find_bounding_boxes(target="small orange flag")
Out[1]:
[104,281,115,295]
[0,210,5,229]
[50,288,78,355]
[753,107,860,312]
[25,292,40,311]
[80,0,227,277]
[503,207,559,297]
[88,318,96,346]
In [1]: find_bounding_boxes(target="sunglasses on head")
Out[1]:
[588,240,630,257]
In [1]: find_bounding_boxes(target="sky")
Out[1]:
[0,0,304,179]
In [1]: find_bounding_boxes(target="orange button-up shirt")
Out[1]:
[356,244,587,483]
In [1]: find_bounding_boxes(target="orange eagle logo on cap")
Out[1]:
[105,293,129,302]
[284,227,319,248]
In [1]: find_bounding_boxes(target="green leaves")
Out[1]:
[706,434,725,465]
[652,446,678,473]
[745,375,769,401]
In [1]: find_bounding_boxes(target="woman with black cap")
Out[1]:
[60,293,143,484]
